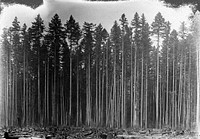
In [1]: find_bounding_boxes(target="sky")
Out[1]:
[0,0,193,36]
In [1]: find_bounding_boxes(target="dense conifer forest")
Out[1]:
[1,11,198,132]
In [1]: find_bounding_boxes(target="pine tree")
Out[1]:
[168,29,179,128]
[140,14,151,128]
[110,21,121,127]
[161,21,171,126]
[47,13,65,125]
[10,17,22,127]
[131,12,141,127]
[21,23,31,126]
[119,13,128,128]
[151,12,166,128]
[65,15,81,125]
[1,28,11,126]
[29,14,45,125]
[94,24,104,126]
[82,22,95,126]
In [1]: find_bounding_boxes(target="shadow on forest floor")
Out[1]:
[0,126,199,139]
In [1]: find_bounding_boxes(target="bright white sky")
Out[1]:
[0,0,193,35]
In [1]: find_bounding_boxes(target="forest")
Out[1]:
[0,10,199,138]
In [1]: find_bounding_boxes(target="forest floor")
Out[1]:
[0,126,199,139]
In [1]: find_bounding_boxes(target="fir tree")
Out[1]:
[65,15,81,125]
[29,14,45,125]
[82,22,95,126]
[47,13,66,125]
[151,12,166,128]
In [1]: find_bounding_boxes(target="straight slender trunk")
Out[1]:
[14,68,18,126]
[113,41,117,127]
[182,49,186,128]
[172,44,175,129]
[99,62,101,124]
[47,58,50,125]
[76,54,79,126]
[130,38,133,127]
[95,47,99,126]
[53,44,57,125]
[106,40,109,126]
[156,33,160,128]
[38,44,41,124]
[5,56,9,126]
[174,66,178,129]
[101,48,105,126]
[86,45,91,126]
[69,51,72,123]
[186,44,191,129]
[196,48,200,131]
[166,41,169,125]
[23,43,26,126]
[145,63,148,128]
[133,42,137,126]
[140,51,144,128]
[159,75,162,128]
[178,49,183,127]
[88,49,91,126]
[121,34,125,128]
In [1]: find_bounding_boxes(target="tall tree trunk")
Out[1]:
[156,33,160,128]
[101,48,105,126]
[53,44,57,125]
[130,37,134,127]
[186,44,191,129]
[140,50,144,128]
[172,44,175,129]
[145,63,148,128]
[178,48,183,127]
[106,40,109,126]
[86,46,91,126]
[166,41,169,126]
[76,54,79,126]
[69,51,72,124]
[44,61,47,125]
[47,58,50,125]
[196,48,200,131]
[22,43,26,126]
[38,44,41,124]
[133,41,137,126]
[121,34,125,128]
[95,46,99,126]
[99,62,102,125]
[182,49,187,128]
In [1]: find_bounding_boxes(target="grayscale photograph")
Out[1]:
[0,0,200,138]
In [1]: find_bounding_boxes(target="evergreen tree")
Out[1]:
[160,21,171,126]
[110,21,121,127]
[10,17,22,127]
[21,23,30,126]
[94,23,104,126]
[65,15,81,125]
[1,28,11,126]
[82,22,95,126]
[151,12,166,128]
[140,14,151,128]
[29,14,45,125]
[119,13,128,128]
[47,13,66,125]
[168,29,179,128]
[131,12,141,127]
